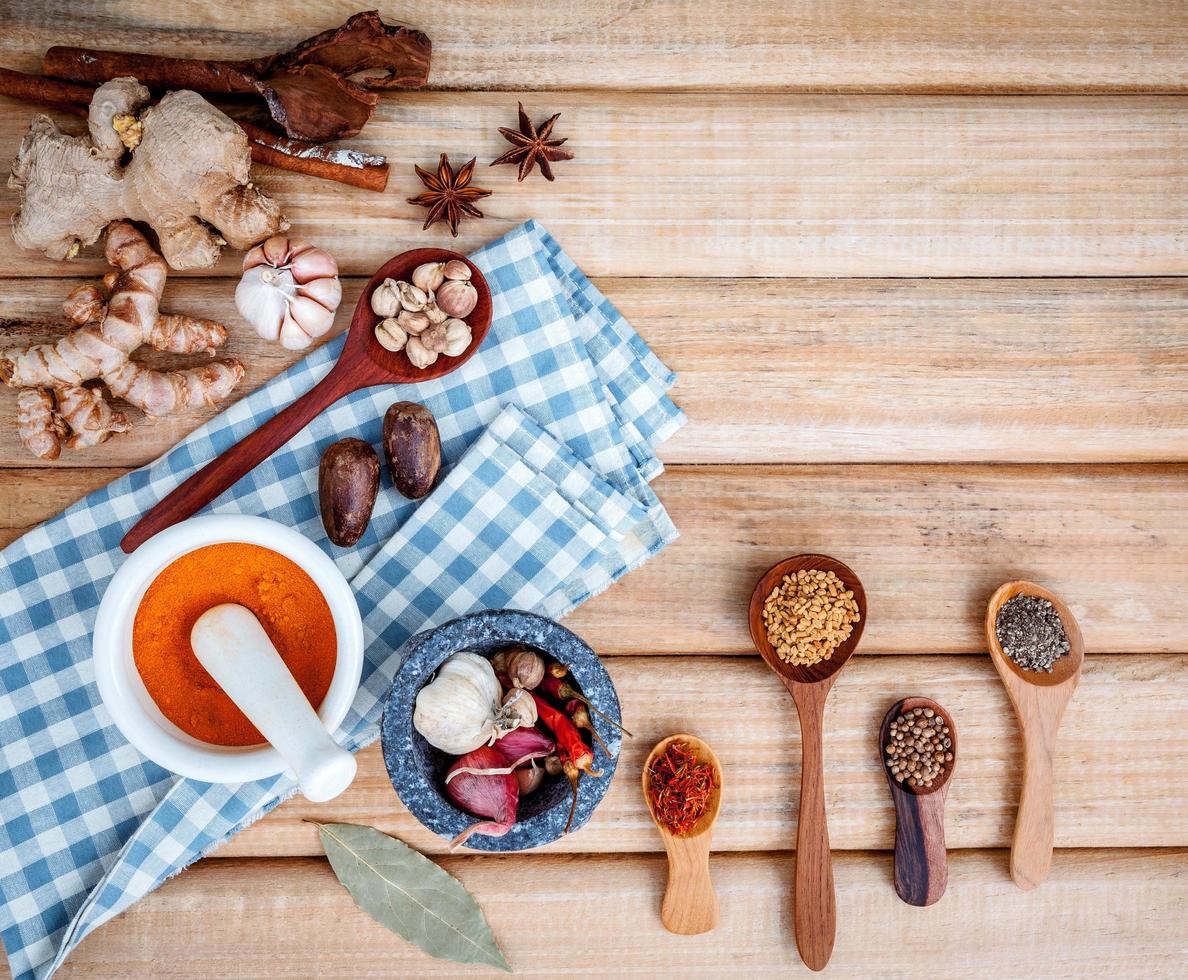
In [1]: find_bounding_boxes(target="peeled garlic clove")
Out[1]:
[419,322,449,353]
[397,281,429,312]
[442,318,472,357]
[397,309,431,336]
[412,261,446,293]
[424,302,448,324]
[436,279,478,319]
[375,317,407,351]
[405,335,438,368]
[443,259,472,282]
[370,279,401,317]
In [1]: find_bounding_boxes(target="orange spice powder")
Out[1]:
[132,542,337,746]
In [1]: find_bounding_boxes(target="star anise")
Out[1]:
[490,103,575,181]
[406,154,492,237]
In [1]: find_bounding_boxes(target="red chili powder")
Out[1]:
[132,542,337,746]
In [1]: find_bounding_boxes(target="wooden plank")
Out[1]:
[3,2,1186,93]
[1,94,1185,279]
[3,277,1186,468]
[56,850,1188,977]
[216,654,1188,858]
[3,464,1184,656]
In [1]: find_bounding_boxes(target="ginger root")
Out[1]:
[2,221,244,459]
[9,77,288,269]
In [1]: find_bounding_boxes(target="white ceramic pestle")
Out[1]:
[190,603,357,802]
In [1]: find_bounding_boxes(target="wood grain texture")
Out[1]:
[3,463,1185,656]
[51,850,1188,978]
[213,654,1188,858]
[4,277,1187,469]
[1,94,1186,278]
[3,1,1186,92]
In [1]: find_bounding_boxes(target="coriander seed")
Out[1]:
[884,706,953,790]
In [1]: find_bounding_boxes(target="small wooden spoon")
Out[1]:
[642,734,723,936]
[748,554,866,972]
[121,248,492,553]
[878,697,958,907]
[985,581,1084,890]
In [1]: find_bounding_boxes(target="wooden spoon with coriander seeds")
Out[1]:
[642,734,723,936]
[878,697,957,907]
[985,581,1085,891]
[121,249,492,553]
[748,554,866,972]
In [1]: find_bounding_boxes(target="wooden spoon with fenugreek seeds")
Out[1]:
[748,554,866,972]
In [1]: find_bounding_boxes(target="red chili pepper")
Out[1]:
[531,690,600,777]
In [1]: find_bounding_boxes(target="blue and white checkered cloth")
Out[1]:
[0,221,684,979]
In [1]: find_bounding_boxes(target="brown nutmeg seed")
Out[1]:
[382,400,441,499]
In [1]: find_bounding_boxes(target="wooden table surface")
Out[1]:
[2,2,1187,977]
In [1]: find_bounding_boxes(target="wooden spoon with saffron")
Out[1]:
[748,554,867,972]
[642,734,722,936]
[986,581,1084,890]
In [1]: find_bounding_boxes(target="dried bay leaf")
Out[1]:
[313,821,511,972]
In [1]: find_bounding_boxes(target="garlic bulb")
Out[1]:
[419,322,449,354]
[436,278,478,319]
[397,309,431,336]
[412,261,446,293]
[371,279,401,317]
[501,687,538,728]
[375,317,407,352]
[443,259,472,282]
[442,318,472,357]
[413,652,523,754]
[505,648,545,689]
[238,236,341,350]
[406,335,438,369]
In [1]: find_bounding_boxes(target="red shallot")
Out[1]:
[445,746,518,847]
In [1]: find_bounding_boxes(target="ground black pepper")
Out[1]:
[995,595,1070,672]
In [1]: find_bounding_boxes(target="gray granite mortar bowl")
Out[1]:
[380,610,621,851]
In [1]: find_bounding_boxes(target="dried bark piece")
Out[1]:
[41,11,431,142]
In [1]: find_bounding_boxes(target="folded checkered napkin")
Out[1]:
[0,221,684,979]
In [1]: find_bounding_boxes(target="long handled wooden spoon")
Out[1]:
[642,734,722,935]
[985,580,1084,890]
[748,555,867,971]
[120,248,492,554]
[878,697,958,907]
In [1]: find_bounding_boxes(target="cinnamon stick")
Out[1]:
[237,119,389,192]
[0,68,387,191]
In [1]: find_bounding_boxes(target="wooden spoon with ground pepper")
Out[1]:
[748,554,867,972]
[985,580,1084,891]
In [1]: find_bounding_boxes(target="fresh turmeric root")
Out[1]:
[2,221,243,459]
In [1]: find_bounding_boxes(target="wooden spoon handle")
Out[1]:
[1012,718,1058,890]
[660,835,719,935]
[891,790,949,906]
[792,688,835,971]
[120,363,358,554]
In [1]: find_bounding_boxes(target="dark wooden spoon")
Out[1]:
[878,697,958,907]
[120,248,492,554]
[748,554,866,972]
